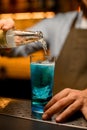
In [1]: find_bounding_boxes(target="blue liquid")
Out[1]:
[30,62,55,119]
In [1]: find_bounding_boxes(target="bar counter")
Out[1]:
[0,96,87,128]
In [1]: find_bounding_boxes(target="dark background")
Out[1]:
[0,0,78,13]
[0,0,78,100]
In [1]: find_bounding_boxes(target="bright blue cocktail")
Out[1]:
[30,60,55,119]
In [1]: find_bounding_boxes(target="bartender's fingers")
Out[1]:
[81,98,87,120]
[0,19,5,29]
[44,88,71,111]
[81,107,87,120]
[42,94,77,120]
[0,18,15,31]
[56,100,82,122]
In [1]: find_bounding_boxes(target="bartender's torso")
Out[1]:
[54,16,87,94]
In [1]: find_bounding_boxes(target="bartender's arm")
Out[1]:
[42,88,87,122]
[0,18,15,30]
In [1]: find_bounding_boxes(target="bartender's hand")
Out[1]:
[0,18,15,31]
[42,88,87,122]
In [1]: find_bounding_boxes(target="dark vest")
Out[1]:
[54,26,87,95]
